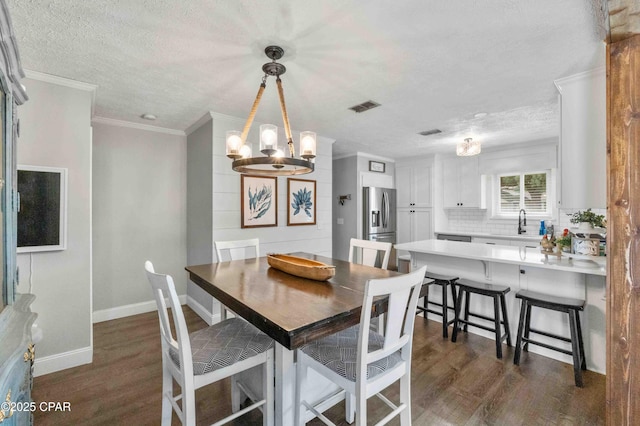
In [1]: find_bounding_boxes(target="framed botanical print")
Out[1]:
[241,175,278,228]
[287,178,316,226]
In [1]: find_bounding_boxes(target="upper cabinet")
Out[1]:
[396,165,431,208]
[554,68,606,209]
[442,156,484,208]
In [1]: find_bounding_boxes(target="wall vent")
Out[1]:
[348,100,380,113]
[418,129,442,136]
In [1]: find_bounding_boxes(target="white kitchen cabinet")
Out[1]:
[472,236,539,249]
[442,156,484,208]
[472,237,504,245]
[554,68,606,209]
[398,209,432,244]
[396,165,431,208]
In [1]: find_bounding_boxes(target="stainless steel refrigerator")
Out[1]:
[363,187,397,270]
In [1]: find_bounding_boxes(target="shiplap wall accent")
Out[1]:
[186,112,334,321]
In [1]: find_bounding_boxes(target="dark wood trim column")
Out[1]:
[606,33,640,424]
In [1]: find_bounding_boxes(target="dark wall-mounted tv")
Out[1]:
[17,165,67,253]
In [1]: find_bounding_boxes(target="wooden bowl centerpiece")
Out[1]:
[267,254,336,281]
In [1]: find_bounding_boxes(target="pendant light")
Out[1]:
[226,46,315,176]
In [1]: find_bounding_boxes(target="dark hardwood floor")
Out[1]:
[33,307,605,425]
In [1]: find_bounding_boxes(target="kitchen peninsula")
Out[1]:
[395,239,606,373]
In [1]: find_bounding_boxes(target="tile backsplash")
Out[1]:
[445,208,607,236]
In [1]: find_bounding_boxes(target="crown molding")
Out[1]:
[356,152,396,163]
[24,69,97,115]
[332,153,357,161]
[553,66,606,93]
[92,116,185,136]
[185,111,214,135]
[24,69,97,91]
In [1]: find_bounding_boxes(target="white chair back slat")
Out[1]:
[295,265,427,425]
[145,260,274,426]
[358,266,426,370]
[145,261,195,380]
[348,238,392,269]
[214,238,260,320]
[215,238,260,262]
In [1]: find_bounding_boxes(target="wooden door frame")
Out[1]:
[605,1,640,423]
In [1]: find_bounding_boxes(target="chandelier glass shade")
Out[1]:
[225,46,316,176]
[456,137,481,156]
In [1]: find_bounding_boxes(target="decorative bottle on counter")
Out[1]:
[539,220,546,236]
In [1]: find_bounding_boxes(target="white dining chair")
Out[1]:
[349,237,393,335]
[214,238,260,320]
[348,238,392,269]
[295,265,427,426]
[145,261,274,426]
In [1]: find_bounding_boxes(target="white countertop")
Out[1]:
[395,239,606,276]
[434,231,542,241]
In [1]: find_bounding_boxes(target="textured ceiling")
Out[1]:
[7,0,607,158]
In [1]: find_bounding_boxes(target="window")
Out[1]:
[497,171,550,215]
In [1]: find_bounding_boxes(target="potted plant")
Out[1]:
[555,234,572,252]
[568,208,606,230]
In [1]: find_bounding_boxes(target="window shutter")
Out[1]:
[500,175,520,213]
[524,173,547,213]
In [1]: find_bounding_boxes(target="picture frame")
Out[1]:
[287,178,316,226]
[369,160,385,173]
[241,175,278,228]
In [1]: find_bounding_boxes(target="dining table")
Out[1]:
[185,252,423,425]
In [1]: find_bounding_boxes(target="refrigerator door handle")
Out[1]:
[382,191,389,229]
[381,191,386,229]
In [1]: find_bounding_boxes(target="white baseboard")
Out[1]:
[187,296,220,325]
[93,295,187,323]
[34,346,93,377]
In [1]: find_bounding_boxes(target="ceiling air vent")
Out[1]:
[418,129,442,136]
[349,100,380,113]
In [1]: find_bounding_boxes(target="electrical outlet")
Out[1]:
[337,218,344,225]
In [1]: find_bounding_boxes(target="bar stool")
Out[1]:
[513,290,586,387]
[451,279,512,359]
[417,272,459,338]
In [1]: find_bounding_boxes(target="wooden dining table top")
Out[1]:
[185,252,405,350]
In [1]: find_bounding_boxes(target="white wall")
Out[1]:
[332,153,396,262]
[92,121,187,321]
[185,114,215,318]
[332,156,357,261]
[186,112,334,323]
[16,77,93,375]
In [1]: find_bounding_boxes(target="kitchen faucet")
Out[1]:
[518,209,527,234]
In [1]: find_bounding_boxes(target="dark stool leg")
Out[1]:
[451,288,464,343]
[493,295,503,359]
[568,309,584,387]
[523,302,532,352]
[449,282,458,316]
[422,294,428,317]
[575,310,587,371]
[500,294,512,346]
[441,281,449,338]
[464,292,470,333]
[514,299,527,365]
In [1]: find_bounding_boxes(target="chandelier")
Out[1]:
[456,137,481,156]
[226,46,316,176]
